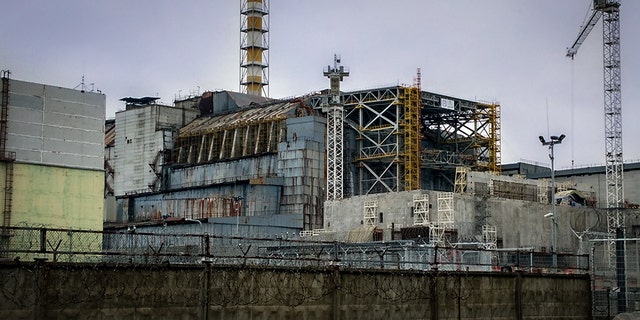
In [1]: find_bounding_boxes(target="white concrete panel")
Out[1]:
[6,122,43,137]
[44,109,103,131]
[46,97,103,116]
[43,125,103,143]
[43,152,102,169]
[5,79,105,170]
[7,106,43,123]
[9,93,43,111]
[8,80,45,97]
[43,139,102,157]
[6,134,43,151]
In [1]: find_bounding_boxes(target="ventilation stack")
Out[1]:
[240,0,269,97]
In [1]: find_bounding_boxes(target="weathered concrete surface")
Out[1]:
[324,190,596,252]
[0,261,591,320]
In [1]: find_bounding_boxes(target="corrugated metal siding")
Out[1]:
[127,183,282,222]
[111,213,303,238]
[168,156,279,189]
[6,79,105,170]
[276,116,326,229]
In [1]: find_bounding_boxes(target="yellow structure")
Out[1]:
[401,86,421,191]
[240,0,269,96]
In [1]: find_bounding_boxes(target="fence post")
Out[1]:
[202,233,211,320]
[33,257,47,320]
[204,233,211,261]
[330,266,341,320]
[430,272,439,320]
[39,228,46,254]
[433,245,439,271]
[515,272,523,320]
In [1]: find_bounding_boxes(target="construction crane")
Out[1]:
[566,0,624,265]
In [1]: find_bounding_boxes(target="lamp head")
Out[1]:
[550,135,559,140]
[538,136,545,144]
[558,134,566,142]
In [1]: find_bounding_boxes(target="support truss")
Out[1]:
[413,194,430,226]
[437,192,455,226]
[454,167,469,194]
[363,200,378,227]
[482,224,497,250]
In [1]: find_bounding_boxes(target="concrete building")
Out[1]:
[113,97,199,197]
[532,162,640,210]
[110,93,323,236]
[0,73,105,231]
[107,85,501,236]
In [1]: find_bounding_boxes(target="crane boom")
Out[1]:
[566,9,602,58]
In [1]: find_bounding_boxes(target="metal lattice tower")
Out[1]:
[240,0,269,97]
[567,0,624,265]
[323,55,349,201]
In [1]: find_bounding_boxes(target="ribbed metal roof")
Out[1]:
[178,100,304,138]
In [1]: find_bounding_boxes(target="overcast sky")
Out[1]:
[1,1,639,169]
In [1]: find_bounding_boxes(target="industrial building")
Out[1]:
[102,65,640,288]
[0,72,106,232]
[107,66,504,238]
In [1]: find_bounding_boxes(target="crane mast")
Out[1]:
[567,0,624,265]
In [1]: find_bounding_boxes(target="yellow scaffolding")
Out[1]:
[487,103,501,174]
[402,86,420,190]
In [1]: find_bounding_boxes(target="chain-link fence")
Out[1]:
[590,238,640,319]
[0,226,590,274]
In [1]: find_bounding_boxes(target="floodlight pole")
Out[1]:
[539,134,565,270]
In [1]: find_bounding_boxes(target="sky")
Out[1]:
[1,0,639,169]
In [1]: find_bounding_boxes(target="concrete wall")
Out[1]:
[6,79,105,170]
[555,167,640,208]
[325,190,596,252]
[0,162,103,231]
[0,262,591,320]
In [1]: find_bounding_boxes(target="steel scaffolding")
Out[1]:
[335,86,501,195]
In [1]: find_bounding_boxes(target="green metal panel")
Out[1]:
[9,163,103,231]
